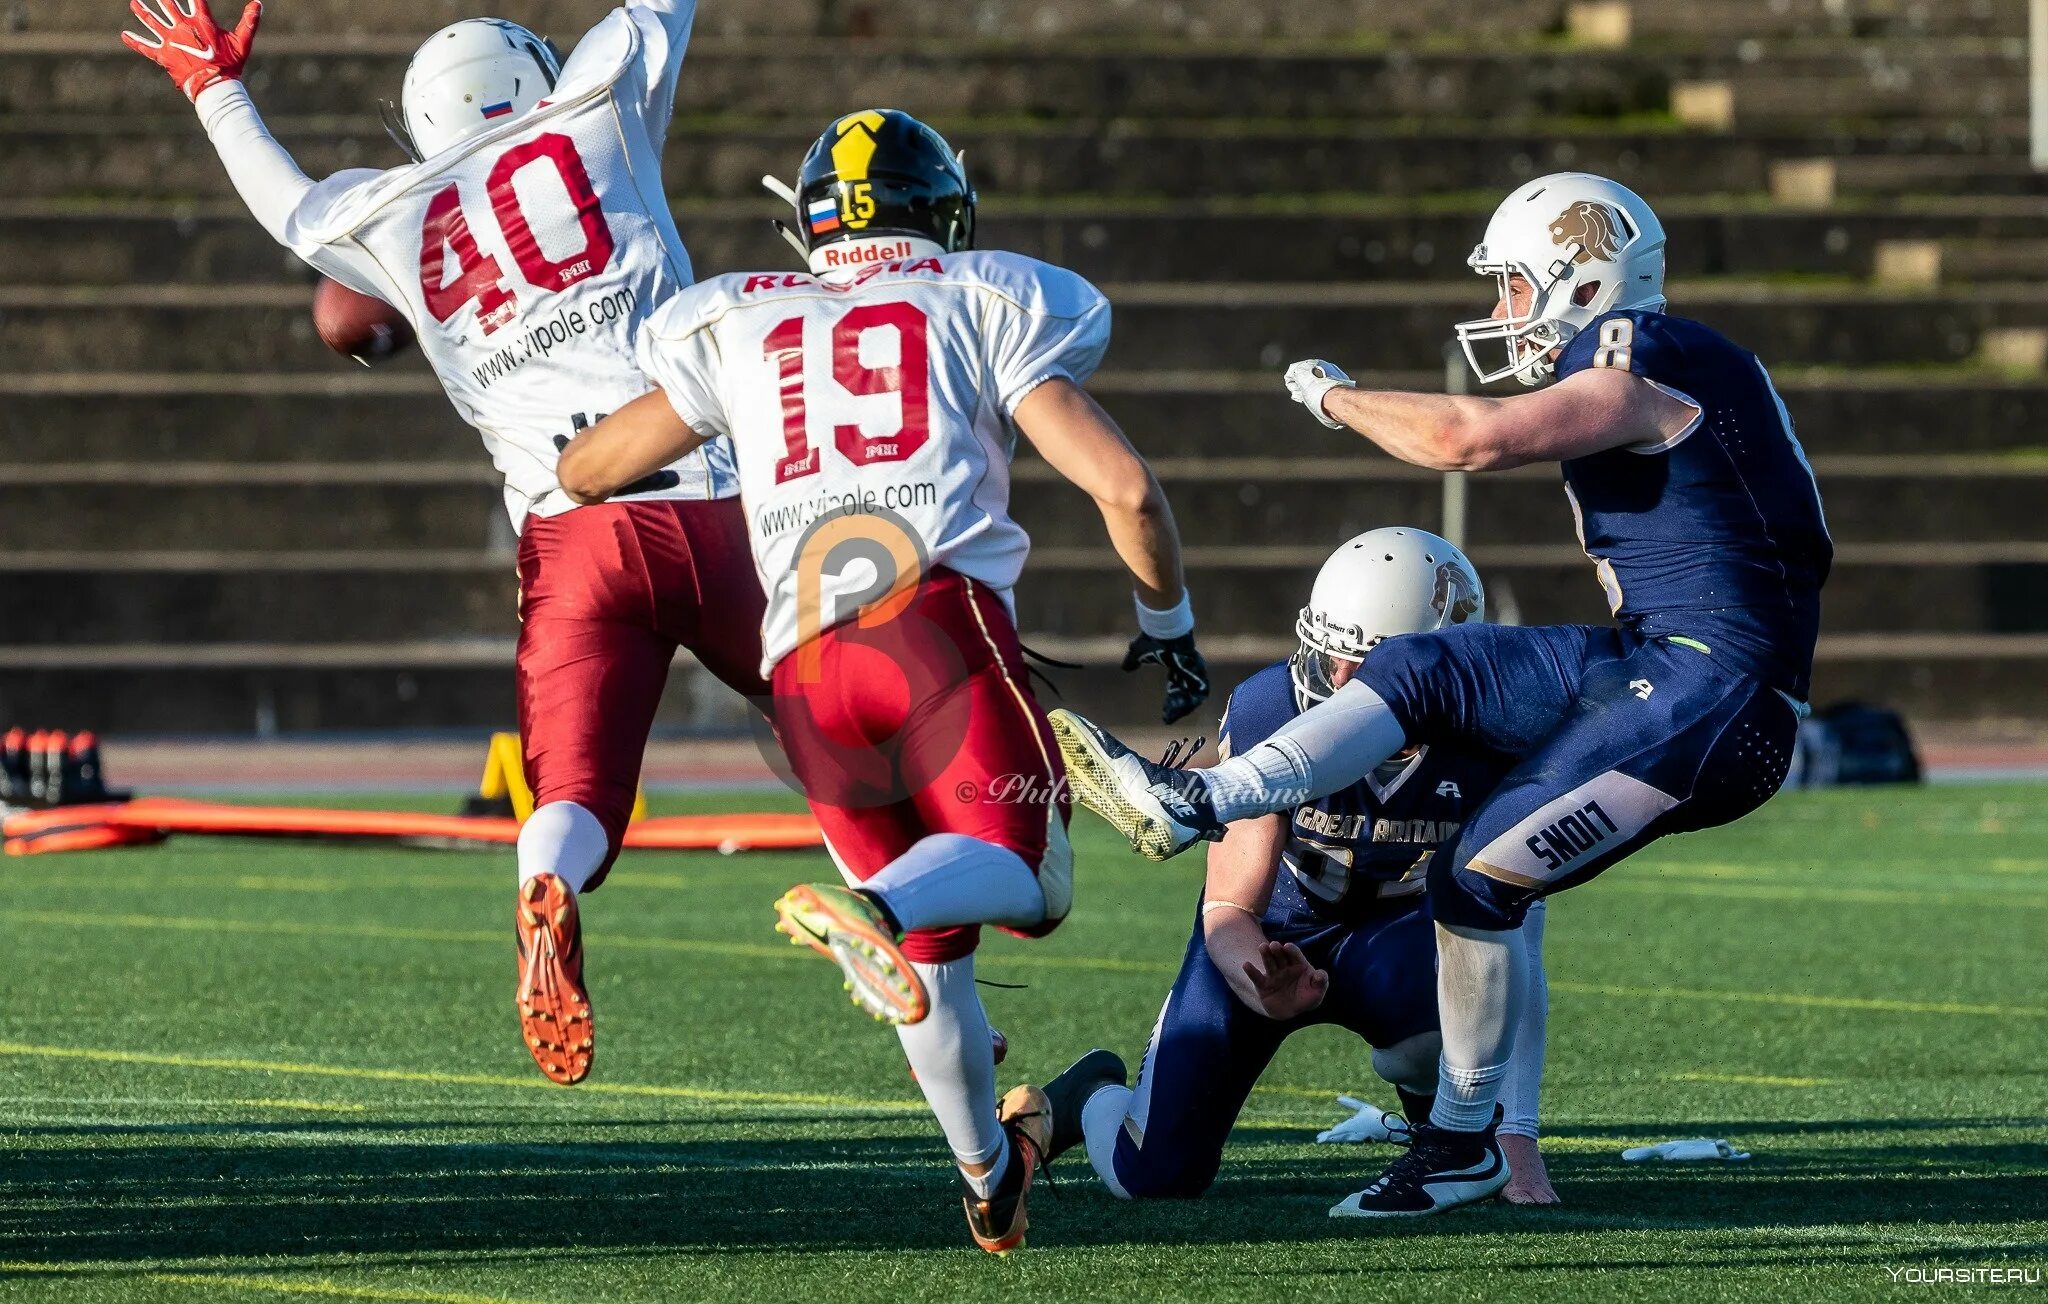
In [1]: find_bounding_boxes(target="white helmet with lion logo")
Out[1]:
[1289,527,1485,710]
[1454,172,1667,387]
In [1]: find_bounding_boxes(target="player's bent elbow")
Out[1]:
[1095,465,1167,518]
[1433,415,1512,473]
[555,455,611,506]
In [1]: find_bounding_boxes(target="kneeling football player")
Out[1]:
[1033,529,1553,1206]
[556,110,1208,1252]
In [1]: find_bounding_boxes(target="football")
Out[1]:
[312,276,415,365]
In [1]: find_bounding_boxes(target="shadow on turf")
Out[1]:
[3,1118,2044,1263]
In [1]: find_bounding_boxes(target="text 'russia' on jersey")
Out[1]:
[632,249,1112,676]
[1220,661,1513,917]
[1555,309,1832,699]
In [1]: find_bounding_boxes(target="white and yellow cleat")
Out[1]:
[1046,708,1220,862]
[774,882,929,1025]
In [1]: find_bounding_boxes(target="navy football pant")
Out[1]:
[1359,625,1802,931]
[1111,882,1437,1199]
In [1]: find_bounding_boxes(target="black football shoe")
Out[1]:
[1040,1048,1127,1164]
[1328,1105,1509,1218]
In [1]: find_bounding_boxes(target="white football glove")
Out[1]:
[1621,1138,1751,1162]
[1284,359,1354,430]
[1314,1095,1410,1144]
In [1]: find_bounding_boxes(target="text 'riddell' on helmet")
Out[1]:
[762,109,976,275]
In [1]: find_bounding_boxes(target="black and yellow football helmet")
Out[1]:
[768,109,976,266]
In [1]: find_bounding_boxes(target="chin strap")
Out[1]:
[761,174,810,263]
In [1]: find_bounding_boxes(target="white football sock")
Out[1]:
[516,800,609,895]
[1199,679,1409,823]
[1430,920,1528,1133]
[862,833,1046,933]
[893,955,1007,1194]
[1500,900,1549,1141]
[1080,1081,1136,1200]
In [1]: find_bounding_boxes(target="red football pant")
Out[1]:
[769,567,1071,964]
[516,499,767,887]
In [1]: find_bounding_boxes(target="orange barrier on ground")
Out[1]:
[1,797,821,856]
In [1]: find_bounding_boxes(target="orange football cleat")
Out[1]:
[515,872,593,1085]
[963,1084,1053,1254]
[772,882,929,1025]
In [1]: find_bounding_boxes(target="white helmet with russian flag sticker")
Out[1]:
[384,19,562,163]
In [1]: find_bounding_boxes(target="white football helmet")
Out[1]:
[382,19,563,162]
[1454,172,1667,387]
[1290,527,1484,710]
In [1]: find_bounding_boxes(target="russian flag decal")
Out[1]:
[481,101,515,119]
[806,197,841,234]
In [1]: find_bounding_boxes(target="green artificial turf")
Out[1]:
[2,783,2044,1301]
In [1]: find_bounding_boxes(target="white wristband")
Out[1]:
[1135,591,1194,640]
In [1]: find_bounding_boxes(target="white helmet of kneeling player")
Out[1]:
[382,19,563,163]
[1454,172,1667,388]
[1290,527,1484,711]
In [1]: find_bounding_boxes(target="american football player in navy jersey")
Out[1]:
[1029,530,1554,1205]
[1048,172,1831,1216]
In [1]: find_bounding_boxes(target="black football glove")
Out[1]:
[1123,632,1210,725]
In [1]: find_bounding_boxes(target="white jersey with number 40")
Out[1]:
[634,250,1112,675]
[272,0,734,525]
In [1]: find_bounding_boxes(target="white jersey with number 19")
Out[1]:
[633,250,1112,676]
[222,0,735,526]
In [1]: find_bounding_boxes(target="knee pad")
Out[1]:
[995,813,1071,941]
[1427,854,1534,932]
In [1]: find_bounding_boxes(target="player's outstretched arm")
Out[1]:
[1285,361,1697,472]
[1202,815,1328,1020]
[1014,378,1209,723]
[617,0,698,152]
[123,0,316,246]
[558,389,708,504]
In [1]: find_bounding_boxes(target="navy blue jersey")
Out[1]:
[1218,661,1513,918]
[1554,309,1832,699]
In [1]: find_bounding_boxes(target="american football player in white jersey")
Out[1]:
[125,0,764,1089]
[557,109,1211,1253]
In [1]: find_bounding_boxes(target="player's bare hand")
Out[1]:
[123,0,263,101]
[1283,359,1355,430]
[1123,632,1210,725]
[1241,940,1328,1021]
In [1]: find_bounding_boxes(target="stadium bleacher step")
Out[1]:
[2,37,2027,126]
[20,202,2048,287]
[6,456,2044,552]
[8,0,2022,40]
[10,371,2048,463]
[7,545,2046,643]
[10,280,2048,373]
[0,115,2001,202]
